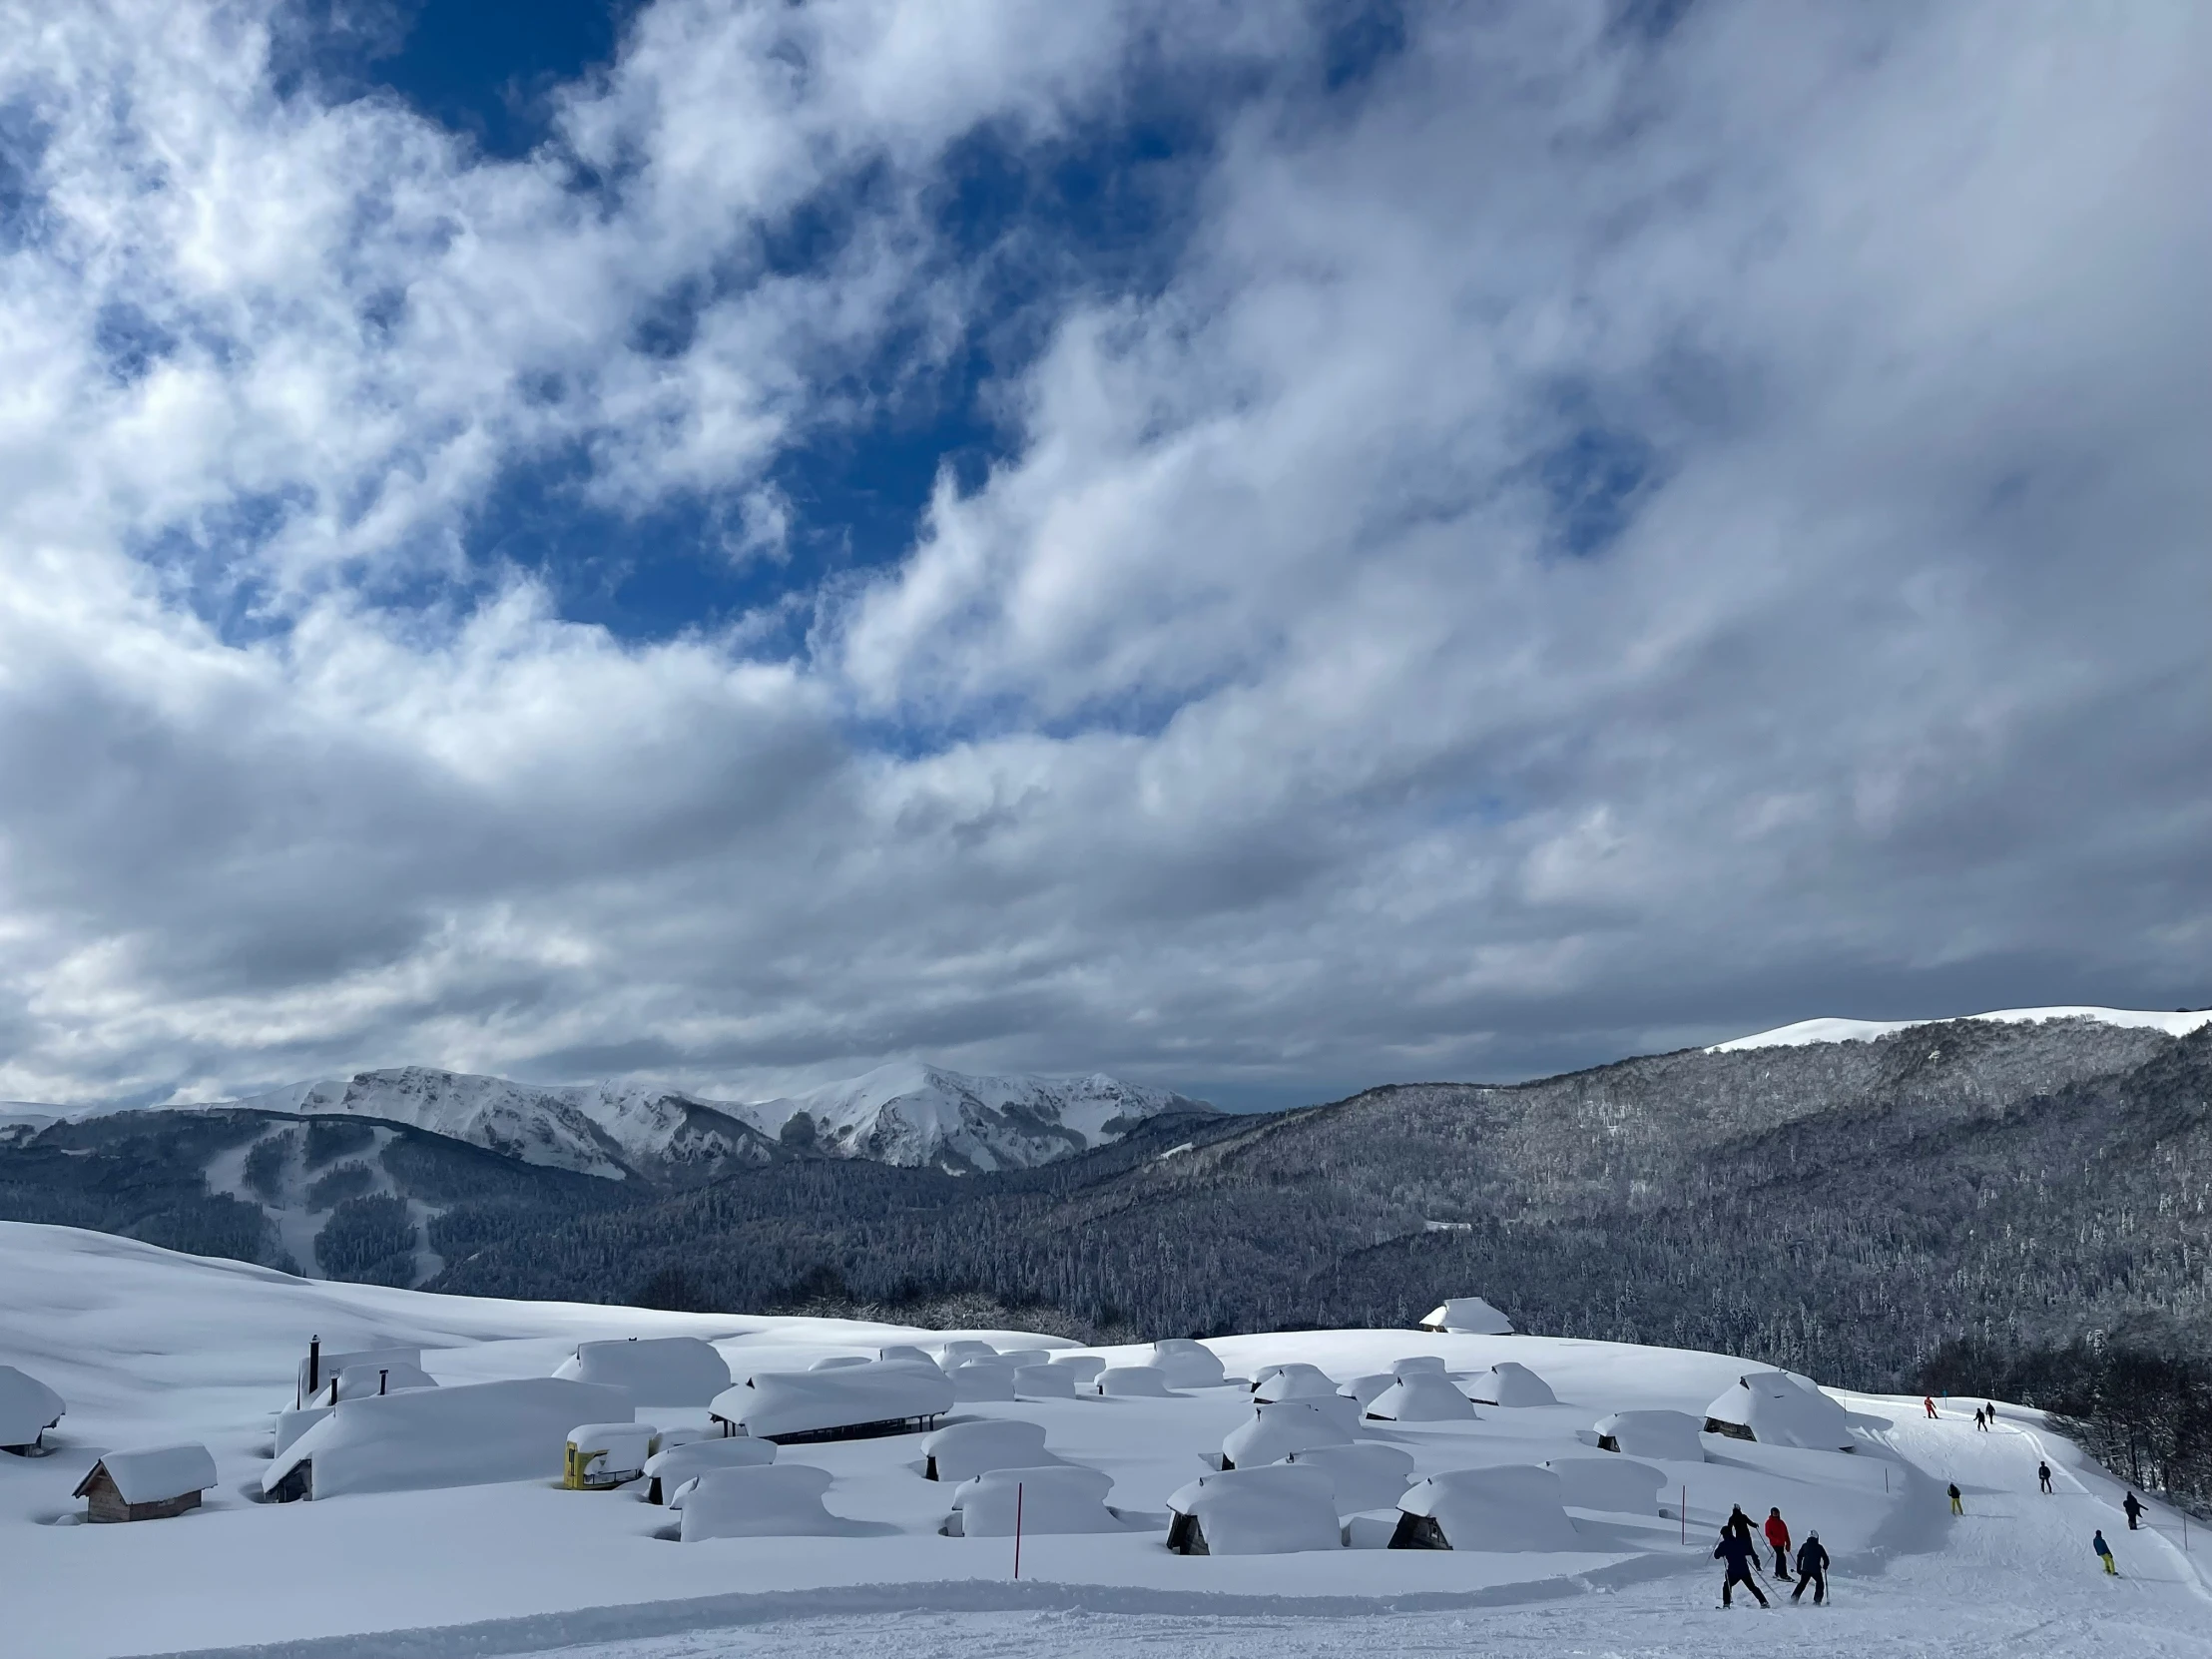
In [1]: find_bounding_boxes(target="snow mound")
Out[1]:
[922,1419,1058,1482]
[1709,1005,2212,1052]
[1049,1356,1106,1384]
[677,1464,845,1540]
[1704,1372,1855,1451]
[948,1360,1018,1401]
[712,1363,953,1441]
[1168,1464,1342,1555]
[1390,1356,1449,1378]
[1252,1363,1339,1402]
[950,1465,1119,1535]
[1394,1466,1581,1552]
[555,1338,731,1404]
[1013,1364,1078,1398]
[1542,1454,1666,1513]
[1467,1361,1556,1406]
[265,1378,631,1500]
[1096,1366,1174,1396]
[1340,1373,1396,1407]
[1365,1373,1477,1422]
[1223,1399,1356,1468]
[1419,1297,1515,1335]
[1283,1441,1416,1512]
[0,1364,64,1448]
[1592,1408,1707,1461]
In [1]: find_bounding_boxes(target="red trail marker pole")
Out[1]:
[1013,1481,1024,1580]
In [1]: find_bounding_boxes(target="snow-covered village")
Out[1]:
[3,2,2210,1656]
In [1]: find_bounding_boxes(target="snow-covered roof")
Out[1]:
[1708,1005,2212,1053]
[1365,1373,1477,1422]
[332,1362,437,1399]
[1542,1454,1665,1513]
[1151,1339,1226,1387]
[1096,1366,1173,1396]
[554,1338,731,1404]
[1252,1363,1338,1402]
[1398,1465,1581,1551]
[1014,1365,1077,1398]
[1049,1355,1106,1382]
[1167,1464,1340,1555]
[1389,1357,1448,1378]
[264,1378,631,1499]
[809,1355,873,1371]
[297,1346,422,1401]
[711,1362,953,1440]
[1418,1298,1515,1335]
[948,1360,1017,1401]
[678,1464,843,1540]
[643,1436,775,1493]
[1704,1372,1855,1451]
[1340,1373,1396,1407]
[1467,1361,1556,1406]
[1223,1399,1354,1468]
[950,1465,1117,1535]
[1592,1408,1706,1461]
[77,1443,217,1505]
[877,1346,938,1368]
[922,1418,1057,1482]
[0,1365,64,1445]
[1282,1441,1415,1513]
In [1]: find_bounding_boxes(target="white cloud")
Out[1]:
[0,0,2205,1106]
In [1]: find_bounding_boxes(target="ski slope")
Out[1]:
[1709,1005,2212,1052]
[0,1222,2203,1659]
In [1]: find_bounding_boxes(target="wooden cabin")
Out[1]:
[74,1443,218,1523]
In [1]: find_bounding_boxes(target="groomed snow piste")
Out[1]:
[0,1221,2204,1659]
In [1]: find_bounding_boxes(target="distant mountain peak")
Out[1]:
[1708,1005,2212,1054]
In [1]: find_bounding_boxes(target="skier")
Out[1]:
[1763,1506,1793,1579]
[1715,1526,1769,1607]
[1791,1530,1830,1604]
[1948,1481,1963,1516]
[2123,1491,2143,1531]
[2094,1529,2118,1575]
[1973,1405,1986,1430]
[1985,1401,1997,1426]
[1727,1503,1757,1544]
[2038,1460,2053,1494]
[1925,1395,1938,1419]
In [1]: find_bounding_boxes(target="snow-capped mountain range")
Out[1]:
[1708,1002,2212,1052]
[23,1063,1213,1183]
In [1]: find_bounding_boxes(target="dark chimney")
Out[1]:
[306,1337,321,1405]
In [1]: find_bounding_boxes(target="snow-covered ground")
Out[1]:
[1,1221,2203,1659]
[1709,1005,2212,1052]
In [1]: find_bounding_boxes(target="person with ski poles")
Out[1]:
[1925,1394,1938,1418]
[2038,1460,2053,1494]
[1791,1531,1830,1604]
[1763,1507,1793,1580]
[1715,1525,1769,1606]
[2094,1529,2118,1575]
[2124,1491,2144,1529]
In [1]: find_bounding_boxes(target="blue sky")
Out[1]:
[0,0,2205,1110]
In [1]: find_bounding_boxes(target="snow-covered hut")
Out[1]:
[1221,1399,1354,1469]
[878,1346,939,1369]
[947,1360,1018,1401]
[1542,1454,1666,1513]
[555,1337,731,1404]
[294,1343,422,1408]
[709,1362,952,1443]
[1151,1339,1227,1387]
[1014,1365,1078,1398]
[1417,1298,1514,1336]
[936,1341,1000,1366]
[263,1378,630,1502]
[330,1362,438,1400]
[1364,1373,1477,1422]
[1049,1356,1106,1385]
[809,1355,873,1372]
[1703,1372,1855,1451]
[563,1421,655,1489]
[1391,1356,1449,1378]
[1095,1366,1173,1396]
[1591,1408,1706,1461]
[1283,1441,1416,1512]
[995,1348,1054,1371]
[1251,1363,1337,1401]
[0,1365,65,1453]
[948,1465,1118,1536]
[921,1418,1058,1482]
[643,1435,775,1503]
[1166,1464,1341,1555]
[74,1443,218,1523]
[1339,1374,1396,1409]
[1465,1362,1556,1406]
[1390,1466,1580,1551]
[678,1464,843,1541]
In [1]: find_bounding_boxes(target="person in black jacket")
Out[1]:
[1791,1532,1830,1603]
[2038,1460,2053,1494]
[1715,1528,1769,1606]
[2124,1491,2144,1530]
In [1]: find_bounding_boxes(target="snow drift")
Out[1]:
[1542,1455,1666,1513]
[554,1337,731,1404]
[1283,1441,1416,1512]
[0,1364,64,1449]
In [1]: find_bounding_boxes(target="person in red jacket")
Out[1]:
[1764,1507,1793,1579]
[1925,1395,1938,1418]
